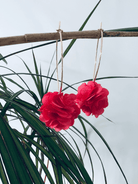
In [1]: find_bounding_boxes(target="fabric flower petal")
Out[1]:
[39,92,80,131]
[76,81,109,118]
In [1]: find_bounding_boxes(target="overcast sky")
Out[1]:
[1,0,138,183]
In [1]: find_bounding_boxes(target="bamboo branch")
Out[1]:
[0,30,138,46]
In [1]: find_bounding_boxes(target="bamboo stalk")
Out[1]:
[0,30,138,46]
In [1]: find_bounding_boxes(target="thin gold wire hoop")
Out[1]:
[93,23,103,81]
[56,22,64,92]
[56,39,60,92]
[93,38,99,80]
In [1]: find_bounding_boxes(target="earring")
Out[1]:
[75,23,109,118]
[39,23,80,131]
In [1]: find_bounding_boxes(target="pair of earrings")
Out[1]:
[39,24,109,132]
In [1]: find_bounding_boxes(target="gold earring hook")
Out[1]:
[93,22,103,81]
[56,22,64,92]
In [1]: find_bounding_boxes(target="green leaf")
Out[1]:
[62,131,84,165]
[15,133,55,184]
[0,157,9,184]
[106,27,138,32]
[0,133,19,183]
[52,159,63,184]
[0,65,30,90]
[62,75,138,92]
[14,130,56,164]
[45,51,55,90]
[0,76,7,90]
[0,53,7,64]
[71,125,107,183]
[6,120,44,184]
[61,168,75,184]
[0,115,34,184]
[57,133,93,184]
[0,41,56,61]
[79,115,128,184]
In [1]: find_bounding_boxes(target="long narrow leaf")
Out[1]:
[0,116,34,184]
[0,155,9,184]
[0,133,20,183]
[57,133,93,184]
[0,65,30,90]
[6,122,44,184]
[79,115,128,184]
[17,134,55,184]
[106,27,138,32]
[71,126,107,184]
[52,159,63,184]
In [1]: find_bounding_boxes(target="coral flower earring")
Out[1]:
[39,24,80,131]
[76,25,109,118]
